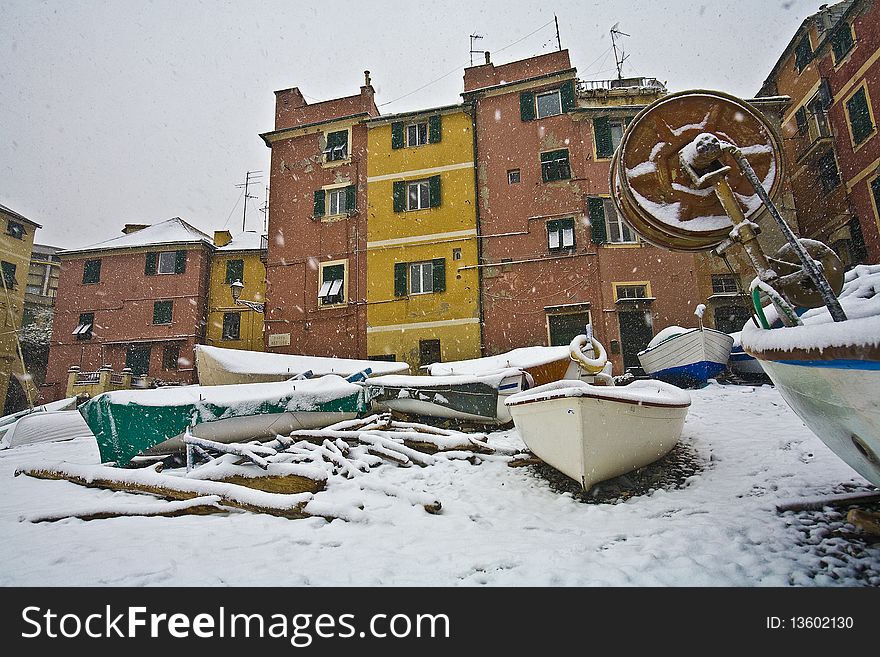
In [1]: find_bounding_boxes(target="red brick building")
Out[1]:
[463,51,702,374]
[259,73,379,359]
[43,218,213,399]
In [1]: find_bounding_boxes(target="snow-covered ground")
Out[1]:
[1,382,877,586]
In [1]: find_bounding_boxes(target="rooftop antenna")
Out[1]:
[236,170,262,232]
[469,33,485,66]
[259,185,269,233]
[555,15,562,51]
[610,23,630,81]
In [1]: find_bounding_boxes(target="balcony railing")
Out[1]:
[578,77,666,93]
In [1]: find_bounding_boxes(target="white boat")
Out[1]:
[637,325,734,388]
[0,410,94,450]
[364,369,529,426]
[741,264,880,487]
[727,331,766,378]
[426,345,575,385]
[506,338,691,490]
[195,344,409,386]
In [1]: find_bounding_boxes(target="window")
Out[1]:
[1,261,17,290]
[547,218,575,251]
[146,250,186,275]
[508,169,521,184]
[153,300,173,325]
[846,86,875,146]
[593,117,628,158]
[314,185,356,218]
[540,149,571,183]
[394,258,445,297]
[322,130,348,161]
[712,274,740,294]
[547,311,591,347]
[6,220,24,239]
[407,121,428,146]
[452,248,462,261]
[602,197,636,243]
[818,151,841,194]
[419,339,441,367]
[328,188,347,216]
[221,312,241,340]
[163,344,180,370]
[536,89,562,118]
[225,259,244,285]
[83,259,101,284]
[126,345,151,376]
[831,23,855,64]
[72,312,94,340]
[794,34,813,72]
[407,180,431,210]
[318,263,345,306]
[393,176,439,212]
[616,284,648,300]
[795,107,808,135]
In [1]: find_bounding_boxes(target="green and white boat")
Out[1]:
[80,375,367,466]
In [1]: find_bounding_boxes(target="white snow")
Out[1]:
[215,231,264,251]
[646,325,692,349]
[1,382,876,585]
[427,345,570,376]
[61,217,213,254]
[368,369,521,389]
[506,379,691,408]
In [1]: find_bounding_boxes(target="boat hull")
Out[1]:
[728,350,766,377]
[639,328,734,387]
[756,358,880,487]
[507,381,690,490]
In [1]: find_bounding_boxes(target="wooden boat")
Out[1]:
[637,325,734,387]
[195,344,409,386]
[506,337,691,491]
[741,264,880,487]
[79,375,368,466]
[426,345,574,385]
[727,331,766,379]
[364,369,529,426]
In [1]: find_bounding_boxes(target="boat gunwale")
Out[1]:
[742,341,880,364]
[506,387,691,409]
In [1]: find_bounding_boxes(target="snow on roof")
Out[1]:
[61,217,213,254]
[216,231,265,252]
[427,346,570,376]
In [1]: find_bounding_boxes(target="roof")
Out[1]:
[216,231,265,252]
[0,202,42,229]
[365,103,468,126]
[61,217,213,255]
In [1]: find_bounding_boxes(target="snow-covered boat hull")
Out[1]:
[427,345,572,386]
[80,376,367,466]
[506,380,691,490]
[638,328,734,387]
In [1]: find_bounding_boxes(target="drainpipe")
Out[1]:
[469,97,486,357]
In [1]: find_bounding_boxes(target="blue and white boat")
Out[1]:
[637,324,734,388]
[727,331,766,378]
[741,264,880,487]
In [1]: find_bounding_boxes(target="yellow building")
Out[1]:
[205,230,266,353]
[0,203,40,414]
[365,105,481,371]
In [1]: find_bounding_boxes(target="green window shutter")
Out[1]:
[431,258,446,293]
[520,91,535,122]
[795,35,813,71]
[145,252,158,276]
[175,250,187,274]
[428,175,441,207]
[394,262,408,296]
[831,24,854,63]
[847,88,874,145]
[345,184,357,212]
[391,122,405,149]
[593,117,613,158]
[819,78,832,110]
[393,181,406,212]
[83,259,101,284]
[428,114,442,143]
[153,300,173,324]
[795,107,808,135]
[588,197,607,245]
[560,80,576,112]
[314,189,325,217]
[225,259,244,284]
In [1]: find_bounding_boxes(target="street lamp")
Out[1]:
[229,279,265,313]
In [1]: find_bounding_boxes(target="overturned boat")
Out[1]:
[637,324,734,388]
[80,375,367,466]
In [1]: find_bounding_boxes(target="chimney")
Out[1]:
[361,69,375,107]
[485,51,491,64]
[213,230,233,248]
[122,223,149,234]
[364,70,371,87]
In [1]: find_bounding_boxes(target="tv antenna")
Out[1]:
[610,23,630,80]
[469,33,486,65]
[259,185,269,232]
[236,170,263,232]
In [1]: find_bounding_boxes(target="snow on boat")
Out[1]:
[426,345,574,385]
[637,325,734,388]
[79,375,368,466]
[195,344,409,386]
[727,331,766,378]
[0,410,93,450]
[506,336,691,491]
[741,264,880,487]
[364,368,529,426]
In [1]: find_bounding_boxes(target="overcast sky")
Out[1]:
[1,0,820,249]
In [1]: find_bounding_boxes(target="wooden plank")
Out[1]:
[25,496,231,523]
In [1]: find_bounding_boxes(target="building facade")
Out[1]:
[259,74,379,360]
[205,230,266,352]
[365,105,481,370]
[43,218,213,400]
[0,203,40,414]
